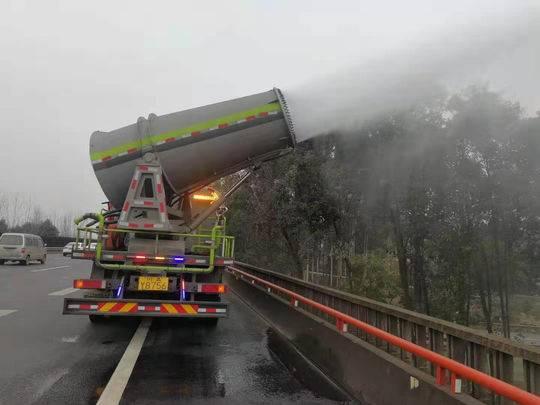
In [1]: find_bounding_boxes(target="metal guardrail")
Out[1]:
[232,261,540,405]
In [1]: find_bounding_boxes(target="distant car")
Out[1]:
[72,242,96,251]
[63,242,75,256]
[0,233,47,265]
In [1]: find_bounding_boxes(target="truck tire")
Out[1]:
[88,314,108,323]
[204,317,219,327]
[0,260,4,265]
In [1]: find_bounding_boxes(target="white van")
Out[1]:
[0,233,47,265]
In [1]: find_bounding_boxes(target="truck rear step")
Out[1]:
[63,298,228,318]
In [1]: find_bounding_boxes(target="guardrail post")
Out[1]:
[381,314,391,353]
[336,318,348,333]
[451,372,462,394]
[388,315,400,356]
[375,311,384,348]
[430,329,445,376]
[524,360,540,395]
[436,365,447,386]
[400,319,413,364]
[413,323,428,372]
[471,343,490,401]
[490,350,514,405]
[367,309,377,345]
[449,335,469,394]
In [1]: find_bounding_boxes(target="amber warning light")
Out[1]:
[192,191,219,203]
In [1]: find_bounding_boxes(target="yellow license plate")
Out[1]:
[138,276,169,291]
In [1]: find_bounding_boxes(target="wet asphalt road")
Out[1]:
[0,254,345,404]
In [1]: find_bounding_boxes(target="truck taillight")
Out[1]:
[200,284,227,294]
[74,279,106,289]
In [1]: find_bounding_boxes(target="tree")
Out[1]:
[38,219,59,238]
[226,85,539,335]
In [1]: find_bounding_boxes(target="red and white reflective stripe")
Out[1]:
[185,257,207,265]
[137,305,161,312]
[72,252,95,259]
[215,259,234,266]
[118,222,163,229]
[67,302,225,315]
[93,110,280,164]
[102,254,126,261]
[197,308,226,313]
[138,166,158,173]
[132,200,155,207]
[67,304,98,310]
[156,175,163,194]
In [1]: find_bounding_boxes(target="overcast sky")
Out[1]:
[1,0,539,219]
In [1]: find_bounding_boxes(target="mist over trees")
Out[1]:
[227,86,540,336]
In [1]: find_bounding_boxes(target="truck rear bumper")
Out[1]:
[63,297,228,318]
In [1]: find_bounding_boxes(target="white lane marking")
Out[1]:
[31,265,70,273]
[61,335,79,343]
[0,310,17,318]
[49,287,78,296]
[97,318,152,405]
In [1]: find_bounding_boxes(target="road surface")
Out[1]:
[0,254,346,404]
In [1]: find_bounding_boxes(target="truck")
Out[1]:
[63,88,296,323]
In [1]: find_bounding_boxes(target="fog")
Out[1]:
[1,0,539,220]
[286,10,540,142]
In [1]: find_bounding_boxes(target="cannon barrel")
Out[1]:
[90,88,296,208]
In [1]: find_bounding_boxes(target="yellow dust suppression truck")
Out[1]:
[63,89,296,323]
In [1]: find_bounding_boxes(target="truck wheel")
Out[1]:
[204,317,219,327]
[88,315,108,323]
[0,260,4,265]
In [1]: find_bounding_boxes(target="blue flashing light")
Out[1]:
[180,278,186,301]
[116,284,123,298]
[173,256,185,263]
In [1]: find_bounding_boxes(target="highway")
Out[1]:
[0,254,347,404]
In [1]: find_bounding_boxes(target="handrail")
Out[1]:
[228,265,540,405]
[235,261,540,364]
